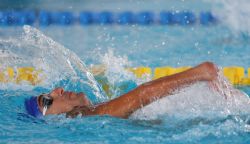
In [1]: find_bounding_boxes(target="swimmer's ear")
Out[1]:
[50,87,64,98]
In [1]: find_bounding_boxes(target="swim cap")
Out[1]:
[24,96,42,117]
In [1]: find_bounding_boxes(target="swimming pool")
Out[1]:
[1,0,250,143]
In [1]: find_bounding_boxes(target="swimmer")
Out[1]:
[25,62,218,118]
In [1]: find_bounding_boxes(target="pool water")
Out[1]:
[1,0,250,143]
[40,25,250,68]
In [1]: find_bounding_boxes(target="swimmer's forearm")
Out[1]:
[87,62,217,118]
[135,62,217,108]
[134,64,208,105]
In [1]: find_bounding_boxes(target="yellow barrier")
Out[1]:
[0,67,41,85]
[16,67,41,85]
[0,67,15,82]
[128,67,151,78]
[248,68,250,78]
[154,67,175,79]
[2,66,250,86]
[175,67,191,73]
[154,66,191,79]
[223,67,245,85]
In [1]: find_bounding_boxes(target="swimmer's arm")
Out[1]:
[67,62,217,118]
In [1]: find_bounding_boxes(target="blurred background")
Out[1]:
[0,0,243,68]
[0,0,249,68]
[0,0,211,12]
[1,0,250,90]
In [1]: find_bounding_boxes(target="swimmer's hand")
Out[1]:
[199,62,218,81]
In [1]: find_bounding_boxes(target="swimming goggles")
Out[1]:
[38,93,54,116]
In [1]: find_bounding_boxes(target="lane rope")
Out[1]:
[0,10,217,26]
[1,66,250,86]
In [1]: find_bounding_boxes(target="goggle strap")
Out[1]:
[43,106,47,116]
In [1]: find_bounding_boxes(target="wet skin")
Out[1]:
[38,88,92,115]
[38,62,218,118]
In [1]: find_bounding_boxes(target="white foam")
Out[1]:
[100,49,135,85]
[209,0,250,34]
[130,71,250,120]
[95,49,152,98]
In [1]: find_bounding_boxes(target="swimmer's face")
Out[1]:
[38,88,91,115]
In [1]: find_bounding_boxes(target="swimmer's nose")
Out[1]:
[50,87,64,97]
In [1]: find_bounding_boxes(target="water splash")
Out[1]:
[93,49,135,97]
[210,0,250,35]
[0,25,106,102]
[94,49,151,98]
[100,49,134,84]
[130,69,250,120]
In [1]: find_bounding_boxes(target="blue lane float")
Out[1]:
[117,11,134,25]
[24,11,36,25]
[200,12,217,25]
[51,12,74,25]
[7,11,23,25]
[159,12,171,24]
[171,12,196,25]
[0,10,218,26]
[95,11,113,24]
[0,11,35,26]
[136,11,154,25]
[39,11,74,26]
[39,11,51,26]
[0,11,8,25]
[79,11,93,25]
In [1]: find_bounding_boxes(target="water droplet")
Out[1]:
[195,42,199,47]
